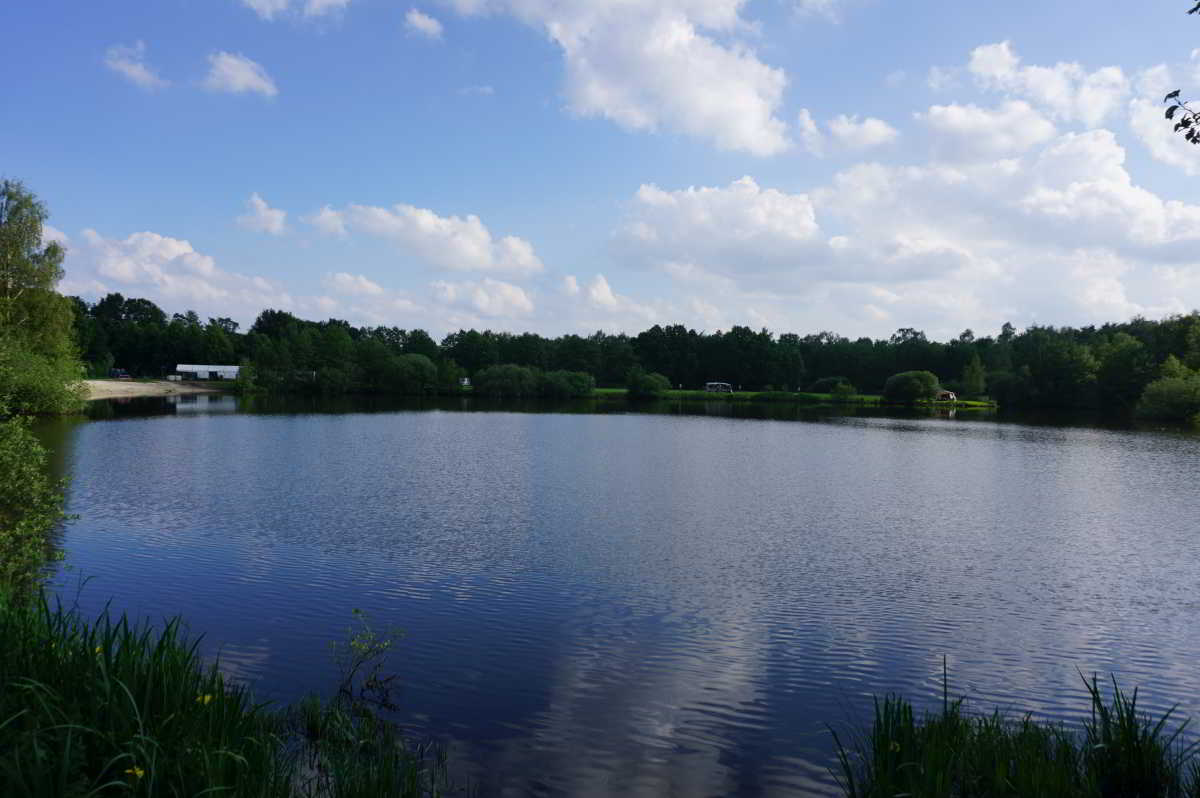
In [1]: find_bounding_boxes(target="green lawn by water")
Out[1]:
[593,387,995,408]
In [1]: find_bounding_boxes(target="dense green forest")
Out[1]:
[72,290,1200,416]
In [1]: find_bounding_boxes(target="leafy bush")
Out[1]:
[1159,354,1196,381]
[232,359,261,395]
[0,340,83,415]
[538,370,595,399]
[436,358,466,394]
[882,370,939,404]
[1135,375,1200,422]
[0,409,65,594]
[391,353,437,395]
[315,365,354,395]
[830,382,858,402]
[474,364,539,397]
[626,367,671,399]
[809,376,854,393]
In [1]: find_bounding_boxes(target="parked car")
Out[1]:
[109,368,132,380]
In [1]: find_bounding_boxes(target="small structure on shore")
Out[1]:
[937,389,957,401]
[705,382,733,393]
[175,364,240,381]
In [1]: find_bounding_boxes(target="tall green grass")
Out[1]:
[0,591,457,797]
[833,667,1200,797]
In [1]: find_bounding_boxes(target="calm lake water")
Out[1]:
[37,396,1200,796]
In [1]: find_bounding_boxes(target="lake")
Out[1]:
[37,396,1200,796]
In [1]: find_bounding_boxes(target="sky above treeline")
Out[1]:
[7,0,1200,340]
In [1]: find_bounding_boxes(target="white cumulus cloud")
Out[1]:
[203,52,278,97]
[325,272,385,296]
[242,0,289,19]
[793,0,838,19]
[917,101,1056,161]
[63,229,299,322]
[433,278,534,316]
[1130,97,1200,176]
[406,8,444,38]
[305,0,351,17]
[796,108,824,156]
[827,114,899,150]
[560,273,660,327]
[237,193,287,235]
[607,116,1200,339]
[445,0,790,156]
[926,65,960,92]
[240,0,349,19]
[42,225,70,247]
[303,205,347,236]
[1129,66,1200,176]
[618,176,821,276]
[104,41,169,90]
[967,41,1129,128]
[321,202,544,276]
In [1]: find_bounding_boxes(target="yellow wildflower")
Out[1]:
[125,766,145,779]
[196,693,213,705]
[95,646,102,655]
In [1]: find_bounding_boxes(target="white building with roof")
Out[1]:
[175,364,240,380]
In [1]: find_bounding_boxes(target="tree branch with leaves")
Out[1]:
[1163,3,1200,143]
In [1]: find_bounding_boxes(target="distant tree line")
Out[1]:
[69,292,1200,420]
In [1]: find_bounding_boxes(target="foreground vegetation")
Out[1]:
[0,591,456,797]
[835,672,1200,798]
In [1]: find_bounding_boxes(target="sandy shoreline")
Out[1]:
[83,379,227,401]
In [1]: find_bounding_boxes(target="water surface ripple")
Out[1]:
[47,399,1200,796]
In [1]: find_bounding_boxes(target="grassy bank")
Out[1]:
[834,671,1200,797]
[0,591,455,797]
[594,387,996,408]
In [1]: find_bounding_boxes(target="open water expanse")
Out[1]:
[36,396,1200,796]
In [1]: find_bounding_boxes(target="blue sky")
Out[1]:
[6,0,1200,340]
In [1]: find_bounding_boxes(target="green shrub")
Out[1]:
[1135,375,1200,422]
[882,370,939,404]
[474,364,539,397]
[539,370,595,398]
[0,410,65,594]
[232,359,261,395]
[830,382,858,402]
[0,340,83,415]
[388,353,437,395]
[626,367,671,399]
[436,358,466,394]
[809,376,854,393]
